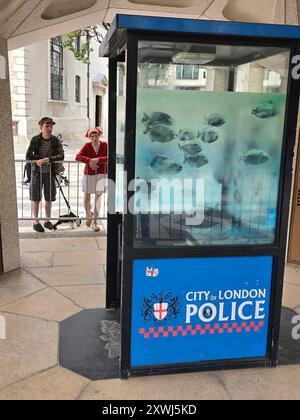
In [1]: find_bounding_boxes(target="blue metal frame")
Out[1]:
[99,14,300,57]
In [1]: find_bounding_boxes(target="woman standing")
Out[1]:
[76,128,108,232]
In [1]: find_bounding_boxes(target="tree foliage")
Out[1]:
[63,25,109,64]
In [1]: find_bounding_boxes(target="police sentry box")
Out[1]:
[101,15,300,378]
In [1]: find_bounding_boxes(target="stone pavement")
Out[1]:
[0,236,299,400]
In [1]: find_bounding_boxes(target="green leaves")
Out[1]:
[63,26,108,64]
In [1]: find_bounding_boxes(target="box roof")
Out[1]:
[99,14,300,57]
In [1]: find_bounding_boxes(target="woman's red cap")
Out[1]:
[85,127,103,138]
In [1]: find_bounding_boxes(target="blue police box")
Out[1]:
[101,15,300,378]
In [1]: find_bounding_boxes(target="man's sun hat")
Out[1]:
[39,117,56,126]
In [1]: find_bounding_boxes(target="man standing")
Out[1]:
[26,117,64,232]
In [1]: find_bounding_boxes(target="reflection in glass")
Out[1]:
[116,62,126,213]
[133,41,290,248]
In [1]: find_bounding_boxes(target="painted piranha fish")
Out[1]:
[240,149,270,165]
[150,154,183,176]
[199,128,219,144]
[178,141,202,155]
[206,113,226,127]
[252,101,276,119]
[142,112,174,129]
[184,153,209,168]
[144,124,176,143]
[177,129,199,142]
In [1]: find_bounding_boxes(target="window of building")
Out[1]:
[50,36,64,100]
[12,121,18,136]
[95,95,103,127]
[75,75,81,103]
[176,64,200,80]
[75,36,81,54]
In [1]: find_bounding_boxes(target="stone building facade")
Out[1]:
[8,34,108,155]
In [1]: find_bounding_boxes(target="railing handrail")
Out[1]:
[15,159,108,223]
[15,159,108,166]
[16,159,77,164]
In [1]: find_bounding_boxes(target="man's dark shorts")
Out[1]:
[30,172,57,202]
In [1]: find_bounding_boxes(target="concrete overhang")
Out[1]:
[0,0,298,51]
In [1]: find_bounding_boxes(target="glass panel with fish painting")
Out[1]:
[133,41,290,247]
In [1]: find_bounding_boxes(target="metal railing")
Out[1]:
[15,160,108,223]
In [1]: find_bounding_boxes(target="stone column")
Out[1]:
[212,69,229,91]
[285,0,299,25]
[248,66,265,92]
[9,47,30,149]
[0,38,20,273]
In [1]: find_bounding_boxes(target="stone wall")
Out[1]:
[0,39,20,273]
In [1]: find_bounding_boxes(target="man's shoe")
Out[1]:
[44,221,54,230]
[33,223,45,233]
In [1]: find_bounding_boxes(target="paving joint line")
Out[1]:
[0,365,59,393]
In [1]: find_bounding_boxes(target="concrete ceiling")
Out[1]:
[0,0,28,25]
[0,0,298,50]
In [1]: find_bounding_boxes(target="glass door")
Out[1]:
[288,139,300,264]
[106,57,127,309]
